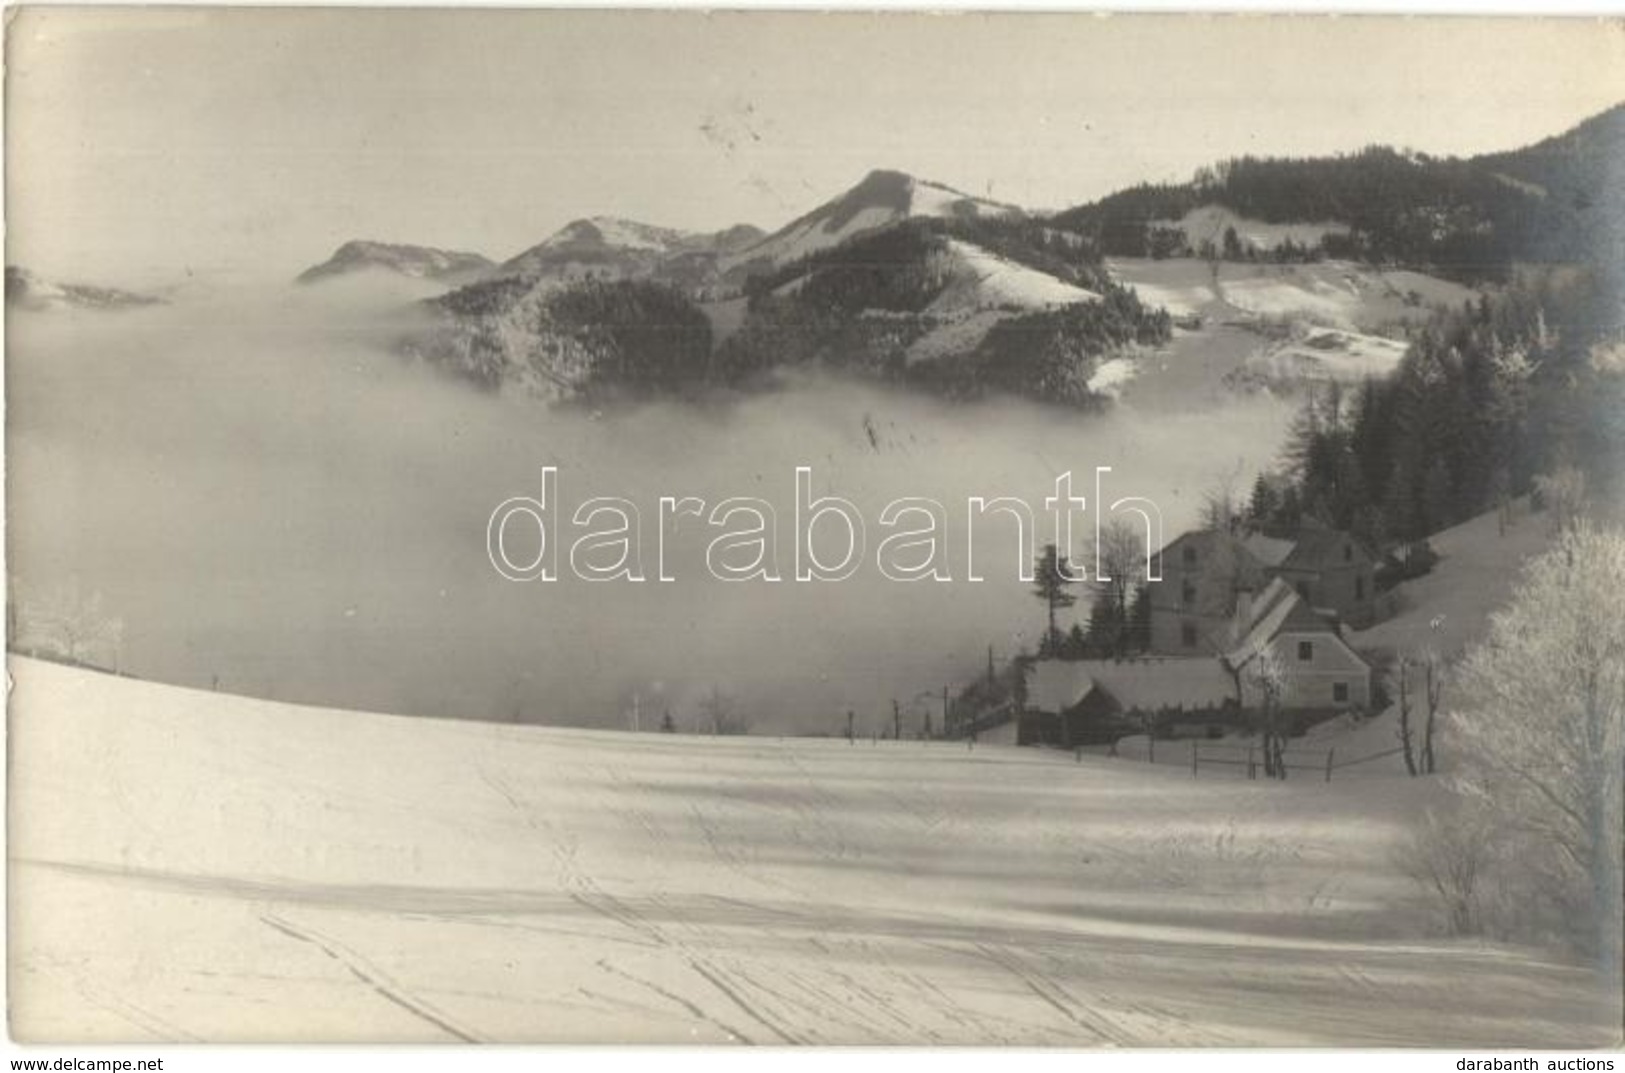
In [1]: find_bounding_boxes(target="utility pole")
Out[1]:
[892,699,901,741]
[846,709,855,744]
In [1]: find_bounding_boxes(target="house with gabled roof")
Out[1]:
[1149,524,1379,655]
[1246,525,1379,628]
[1146,529,1266,654]
[1022,575,1373,749]
[1223,577,1372,714]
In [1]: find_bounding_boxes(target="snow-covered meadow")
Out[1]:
[9,656,1618,1045]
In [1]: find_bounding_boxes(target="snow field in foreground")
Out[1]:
[8,657,1617,1045]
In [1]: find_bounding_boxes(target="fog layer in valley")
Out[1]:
[7,280,1292,734]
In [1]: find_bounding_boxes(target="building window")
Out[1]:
[1182,545,1197,566]
[1298,640,1314,661]
[1181,621,1199,648]
[1344,543,1353,562]
[1355,575,1366,600]
[1181,579,1196,607]
[1333,681,1350,704]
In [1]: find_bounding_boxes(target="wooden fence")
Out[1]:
[1183,740,1409,781]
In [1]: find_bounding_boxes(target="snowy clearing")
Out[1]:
[9,657,1616,1045]
[1149,205,1350,256]
[904,309,1007,365]
[1086,357,1139,397]
[1107,258,1476,333]
[927,240,1098,317]
[1231,328,1411,388]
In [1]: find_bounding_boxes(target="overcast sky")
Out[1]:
[7,10,1622,284]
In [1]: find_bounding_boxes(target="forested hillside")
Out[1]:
[411,277,714,403]
[1053,105,1624,282]
[1247,265,1624,549]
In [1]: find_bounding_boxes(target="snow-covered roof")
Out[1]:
[1025,661,1098,715]
[1242,533,1296,568]
[1225,577,1342,667]
[1088,659,1235,712]
[1024,658,1234,715]
[1226,578,1300,663]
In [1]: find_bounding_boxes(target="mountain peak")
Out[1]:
[296,241,493,285]
[497,218,765,285]
[725,169,1023,272]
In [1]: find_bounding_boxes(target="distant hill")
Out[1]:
[1476,103,1625,327]
[1051,103,1625,283]
[395,109,1620,409]
[296,240,494,285]
[5,266,164,312]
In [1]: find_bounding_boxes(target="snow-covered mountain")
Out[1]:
[724,169,1024,274]
[495,217,765,289]
[5,266,164,312]
[296,241,494,285]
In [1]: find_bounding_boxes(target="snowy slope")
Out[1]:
[900,241,1099,365]
[10,657,1616,1045]
[1355,497,1555,660]
[726,170,1022,273]
[926,240,1099,316]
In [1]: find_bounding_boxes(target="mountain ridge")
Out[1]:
[296,240,494,285]
[5,265,165,312]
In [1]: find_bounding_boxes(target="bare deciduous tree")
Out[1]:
[1199,464,1245,533]
[699,685,750,736]
[1089,518,1150,658]
[1421,648,1444,775]
[1245,642,1289,779]
[1396,656,1419,776]
[1395,647,1445,777]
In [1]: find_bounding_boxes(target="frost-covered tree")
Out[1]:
[1448,524,1625,969]
[1533,464,1587,535]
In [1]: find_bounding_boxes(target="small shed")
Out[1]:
[1020,658,1238,749]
